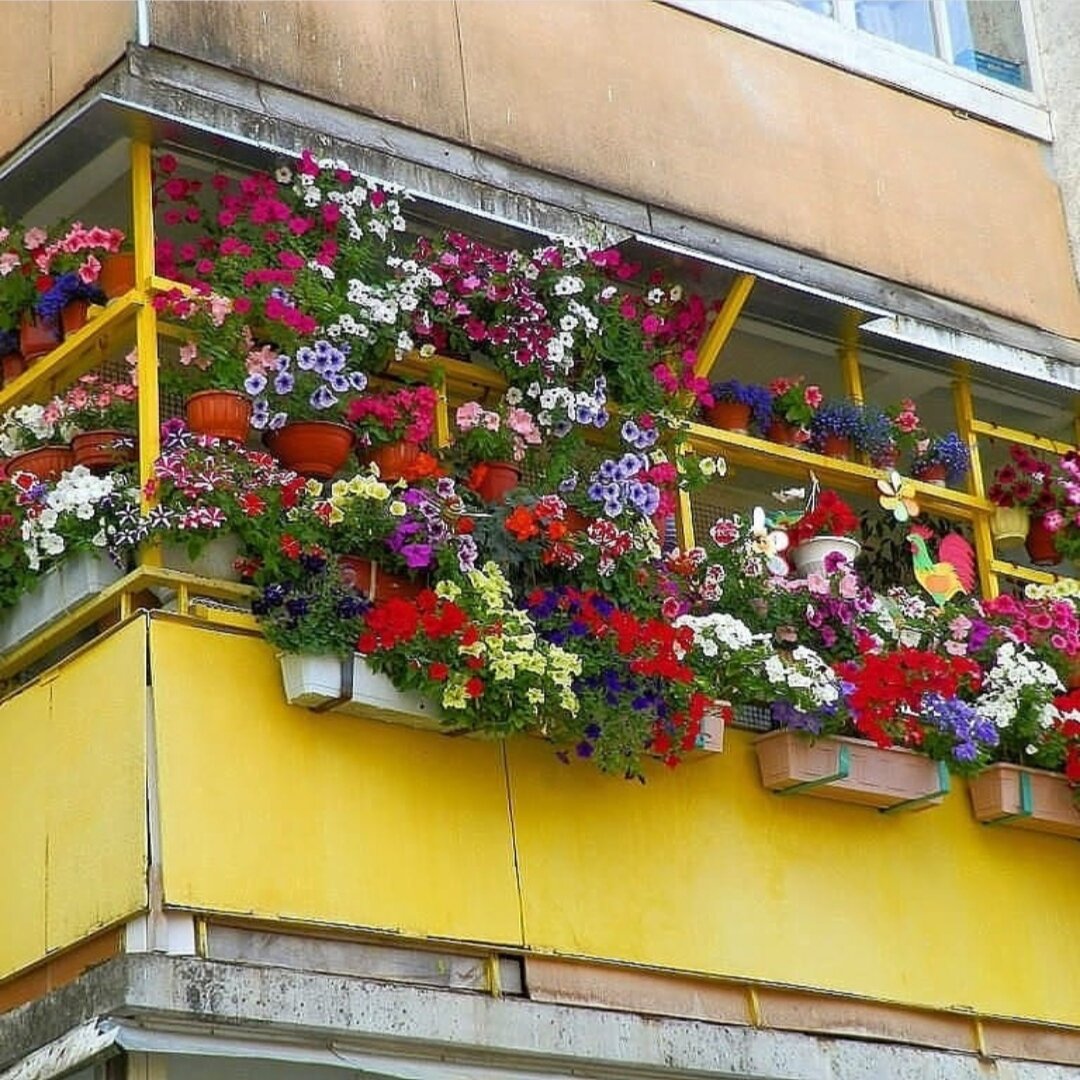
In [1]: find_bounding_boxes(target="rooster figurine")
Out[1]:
[907,525,975,607]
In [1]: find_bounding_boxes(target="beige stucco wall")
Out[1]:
[0,2,133,160]
[5,0,1078,338]
[146,0,1080,339]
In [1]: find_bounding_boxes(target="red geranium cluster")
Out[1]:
[787,490,859,548]
[988,444,1057,511]
[836,647,982,748]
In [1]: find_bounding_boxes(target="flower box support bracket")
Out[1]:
[983,768,1033,827]
[878,760,951,815]
[774,744,851,796]
[307,656,354,714]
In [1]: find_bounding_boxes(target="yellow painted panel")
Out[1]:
[0,620,148,979]
[0,681,48,978]
[509,730,1080,1026]
[150,619,522,944]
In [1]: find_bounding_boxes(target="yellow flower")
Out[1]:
[442,682,468,710]
[389,500,407,517]
[526,688,545,706]
[435,579,461,601]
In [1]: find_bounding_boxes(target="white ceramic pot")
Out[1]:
[790,535,861,578]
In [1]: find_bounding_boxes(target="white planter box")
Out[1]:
[162,534,242,581]
[280,653,447,732]
[0,551,124,653]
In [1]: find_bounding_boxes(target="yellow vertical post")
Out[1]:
[131,139,162,566]
[837,309,864,404]
[692,273,755,380]
[952,363,996,598]
[675,439,696,551]
[433,368,451,449]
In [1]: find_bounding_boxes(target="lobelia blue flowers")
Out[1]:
[920,692,999,765]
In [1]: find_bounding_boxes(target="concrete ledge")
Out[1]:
[3,955,1080,1079]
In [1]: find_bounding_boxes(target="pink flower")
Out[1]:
[23,227,46,250]
[1045,510,1065,532]
[455,401,484,431]
[77,255,101,284]
[804,385,823,408]
[0,253,19,276]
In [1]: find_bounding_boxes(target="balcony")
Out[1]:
[4,135,1080,1072]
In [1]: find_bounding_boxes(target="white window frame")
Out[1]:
[663,0,1050,142]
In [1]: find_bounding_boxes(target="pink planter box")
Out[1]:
[755,730,949,813]
[969,763,1080,839]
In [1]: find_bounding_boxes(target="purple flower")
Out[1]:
[400,543,433,569]
[296,347,317,371]
[274,370,295,395]
[309,385,337,411]
[244,372,267,395]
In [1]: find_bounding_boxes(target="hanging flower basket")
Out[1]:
[754,730,950,812]
[790,536,861,578]
[969,763,1080,839]
[280,652,451,732]
[990,505,1030,546]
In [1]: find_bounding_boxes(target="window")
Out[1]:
[790,0,1033,90]
[666,0,1047,140]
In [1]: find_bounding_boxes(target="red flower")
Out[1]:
[505,506,540,541]
[428,662,449,682]
[465,677,485,698]
[279,534,301,559]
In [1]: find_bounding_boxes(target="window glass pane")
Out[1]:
[948,0,1031,89]
[855,0,937,56]
[785,0,835,15]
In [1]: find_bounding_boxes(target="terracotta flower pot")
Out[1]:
[704,401,752,433]
[469,460,521,504]
[266,420,356,480]
[61,300,90,338]
[755,730,949,812]
[98,252,136,299]
[185,389,252,444]
[70,429,137,471]
[1025,514,1060,566]
[1,351,26,386]
[338,555,424,601]
[913,463,948,487]
[563,508,592,535]
[19,315,61,363]
[767,419,802,447]
[362,439,421,482]
[817,434,854,460]
[6,444,74,483]
[969,763,1080,839]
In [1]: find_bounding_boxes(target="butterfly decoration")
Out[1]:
[771,486,806,505]
[751,505,790,577]
[877,470,920,523]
